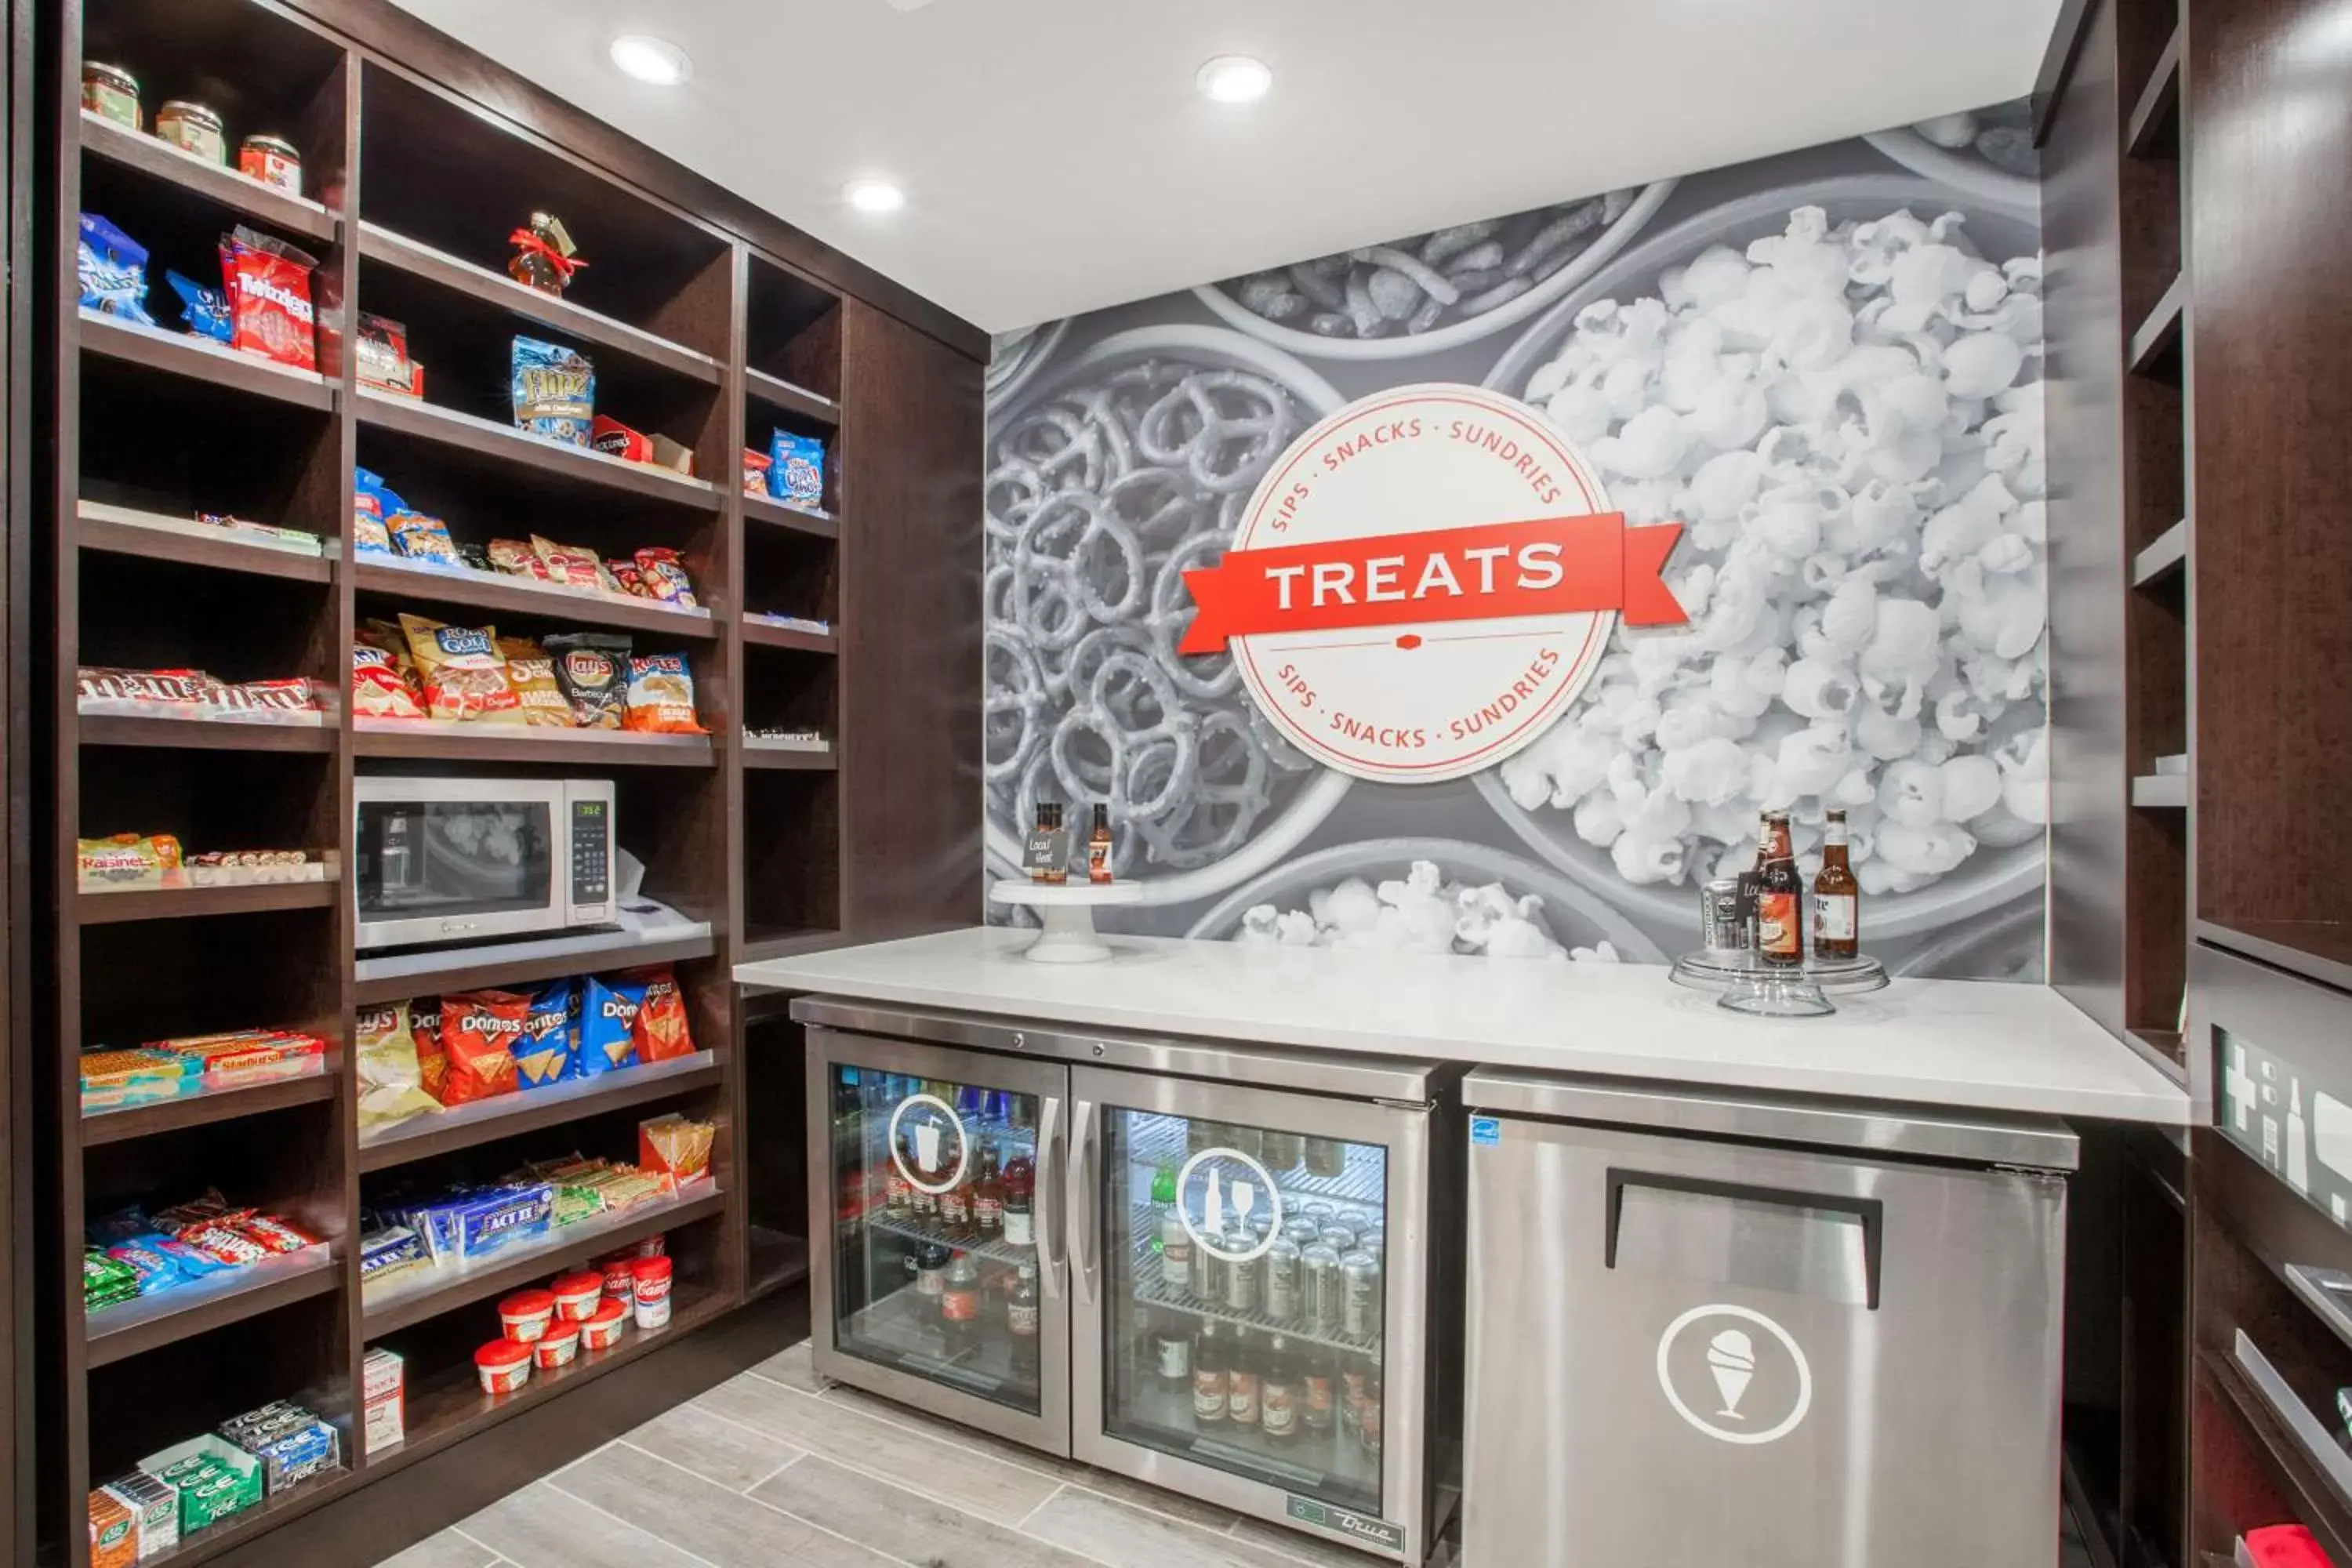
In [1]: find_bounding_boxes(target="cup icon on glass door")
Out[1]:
[1706,1330,1757,1420]
[915,1121,942,1175]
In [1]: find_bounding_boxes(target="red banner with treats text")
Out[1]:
[1178,514,1686,655]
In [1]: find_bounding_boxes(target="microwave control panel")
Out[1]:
[570,797,611,906]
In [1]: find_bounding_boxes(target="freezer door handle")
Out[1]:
[1073,1098,1102,1305]
[1036,1093,1066,1300]
[1605,1167,1886,1310]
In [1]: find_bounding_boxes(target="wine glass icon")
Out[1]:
[1707,1330,1756,1419]
[1229,1181,1257,1232]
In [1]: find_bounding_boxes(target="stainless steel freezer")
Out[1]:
[797,998,1464,1563]
[1460,1070,2078,1568]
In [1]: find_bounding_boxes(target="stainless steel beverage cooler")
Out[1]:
[1460,1071,2076,1567]
[797,1000,1464,1563]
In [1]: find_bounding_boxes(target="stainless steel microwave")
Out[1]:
[353,776,615,951]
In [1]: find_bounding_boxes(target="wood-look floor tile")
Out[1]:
[1025,1489,1314,1568]
[695,1374,1059,1525]
[550,1443,892,1566]
[747,1338,826,1395]
[622,1400,804,1491]
[753,1457,1102,1568]
[1229,1515,1392,1568]
[454,1481,710,1568]
[372,1531,499,1568]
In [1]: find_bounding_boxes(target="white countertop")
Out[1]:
[735,927,2190,1126]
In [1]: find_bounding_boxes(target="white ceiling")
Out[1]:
[390,0,2060,334]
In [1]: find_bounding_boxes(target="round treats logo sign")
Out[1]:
[1179,383,1687,782]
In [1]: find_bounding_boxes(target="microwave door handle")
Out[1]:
[1035,1092,1065,1301]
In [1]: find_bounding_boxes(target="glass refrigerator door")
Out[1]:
[1073,1070,1426,1554]
[811,1031,1069,1452]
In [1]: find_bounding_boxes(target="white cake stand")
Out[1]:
[990,880,1145,964]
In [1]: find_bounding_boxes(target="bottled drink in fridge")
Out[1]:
[1192,1322,1229,1429]
[1263,1130,1305,1171]
[884,1156,912,1218]
[1007,1262,1040,1381]
[1153,1317,1191,1387]
[1341,1358,1371,1440]
[942,1253,982,1358]
[1150,1163,1178,1208]
[1226,1328,1262,1428]
[1302,1349,1337,1442]
[975,1142,1005,1240]
[940,1164,974,1236]
[1001,1148,1034,1246]
[1359,1370,1384,1458]
[1260,1336,1300,1444]
[913,1243,949,1317]
[1160,1207,1193,1294]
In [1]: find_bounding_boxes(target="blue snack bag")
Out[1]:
[767,430,826,510]
[514,981,579,1089]
[577,975,642,1076]
[168,270,233,343]
[78,212,157,325]
[511,336,594,447]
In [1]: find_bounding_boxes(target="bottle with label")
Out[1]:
[942,1253,982,1357]
[1755,811,1804,969]
[1007,1261,1040,1381]
[913,1243,949,1319]
[1159,1205,1193,1294]
[1088,802,1115,884]
[1301,1348,1337,1442]
[1042,803,1069,886]
[1192,1322,1229,1429]
[1029,800,1053,884]
[1001,1148,1034,1247]
[1226,1328,1262,1428]
[1153,1317,1192,1387]
[1260,1336,1300,1444]
[1359,1370,1384,1457]
[975,1142,1005,1240]
[1812,807,1860,960]
[1737,811,1772,949]
[939,1162,974,1236]
[884,1152,912,1218]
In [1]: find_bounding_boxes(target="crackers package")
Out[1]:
[398,614,521,724]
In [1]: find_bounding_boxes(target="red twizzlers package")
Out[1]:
[220,225,319,370]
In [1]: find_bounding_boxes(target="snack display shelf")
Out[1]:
[361,1185,725,1336]
[354,386,720,510]
[77,878,339,925]
[1122,1203,1381,1359]
[79,309,336,411]
[370,1285,726,1479]
[861,1210,1038,1268]
[77,501,336,583]
[351,556,722,641]
[357,1051,721,1174]
[351,929,717,1007]
[78,109,339,245]
[743,747,838,772]
[78,713,338,753]
[740,621,836,655]
[742,492,839,539]
[85,1243,338,1368]
[1122,1112,1391,1214]
[83,1069,337,1147]
[351,717,716,768]
[744,367,840,427]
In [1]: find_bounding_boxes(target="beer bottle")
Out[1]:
[942,1253,982,1358]
[1192,1322,1229,1429]
[1813,808,1860,960]
[975,1142,1005,1240]
[1007,1262,1040,1381]
[1756,811,1804,969]
[1261,1336,1300,1445]
[1737,811,1772,949]
[1226,1328,1262,1428]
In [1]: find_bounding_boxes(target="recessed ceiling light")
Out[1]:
[609,34,693,86]
[1196,55,1272,104]
[844,179,906,214]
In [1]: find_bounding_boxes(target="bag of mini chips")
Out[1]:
[622,652,705,735]
[577,975,642,1077]
[356,1001,441,1128]
[399,614,520,723]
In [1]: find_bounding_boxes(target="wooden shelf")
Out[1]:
[78,879,337,925]
[743,492,839,540]
[742,621,837,655]
[136,1467,354,1568]
[352,558,720,640]
[358,1051,722,1173]
[745,368,840,427]
[78,714,336,753]
[353,719,715,768]
[80,310,336,410]
[86,1248,339,1368]
[361,1188,726,1337]
[352,931,717,1007]
[82,1070,336,1146]
[738,927,846,964]
[78,110,339,244]
[358,221,721,387]
[742,747,837,772]
[2125,25,2183,161]
[354,388,720,511]
[2129,274,2187,379]
[77,506,335,585]
[2198,1344,2352,1562]
[2132,520,2187,588]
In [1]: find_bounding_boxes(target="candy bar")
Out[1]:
[79,1049,190,1111]
[359,1225,426,1284]
[89,1488,135,1568]
[100,1472,178,1561]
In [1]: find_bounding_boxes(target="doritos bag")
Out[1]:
[577,975,642,1077]
[410,997,446,1103]
[624,966,696,1062]
[514,982,579,1089]
[437,989,526,1104]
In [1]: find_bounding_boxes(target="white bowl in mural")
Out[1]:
[1892,897,2043,981]
[1860,105,2039,225]
[1191,181,1679,363]
[985,323,1353,909]
[1475,174,2048,941]
[1185,837,1668,964]
[985,317,1071,415]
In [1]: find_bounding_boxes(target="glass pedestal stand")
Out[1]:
[1668,950,1889,1017]
[989,880,1145,964]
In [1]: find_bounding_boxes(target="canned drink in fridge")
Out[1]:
[1301,1243,1343,1334]
[1298,1201,1335,1226]
[1283,1218,1322,1249]
[1341,1250,1382,1340]
[1703,877,1748,953]
[1222,1229,1260,1313]
[1250,1214,1276,1246]
[1263,1239,1302,1324]
[1196,1235,1230,1308]
[1304,1137,1347,1178]
[1319,1224,1359,1256]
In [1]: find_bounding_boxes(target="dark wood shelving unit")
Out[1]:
[34,1,982,1560]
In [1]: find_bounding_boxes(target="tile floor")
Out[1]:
[376,1337,2099,1568]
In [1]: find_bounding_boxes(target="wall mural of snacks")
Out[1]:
[982,103,2048,983]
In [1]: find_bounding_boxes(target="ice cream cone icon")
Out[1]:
[1706,1330,1757,1419]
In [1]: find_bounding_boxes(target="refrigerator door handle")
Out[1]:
[1036,1093,1066,1299]
[1073,1097,1102,1305]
